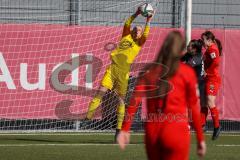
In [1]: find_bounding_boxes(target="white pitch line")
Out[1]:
[216,144,240,147]
[0,143,141,147]
[0,133,239,137]
[204,133,240,137]
[1,143,240,147]
[0,133,144,136]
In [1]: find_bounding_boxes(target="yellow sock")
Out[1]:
[116,103,125,130]
[86,95,102,119]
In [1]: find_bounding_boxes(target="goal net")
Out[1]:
[0,0,171,132]
[0,0,240,132]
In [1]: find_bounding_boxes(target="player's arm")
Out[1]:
[186,68,206,157]
[138,13,154,46]
[186,68,204,142]
[205,47,219,76]
[122,8,141,37]
[208,47,220,68]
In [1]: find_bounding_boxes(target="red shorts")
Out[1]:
[205,80,221,96]
[144,122,190,160]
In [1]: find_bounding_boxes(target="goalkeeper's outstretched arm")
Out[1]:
[122,8,141,37]
[138,13,154,46]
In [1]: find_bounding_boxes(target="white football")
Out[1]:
[139,3,154,17]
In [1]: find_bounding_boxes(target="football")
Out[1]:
[139,3,154,17]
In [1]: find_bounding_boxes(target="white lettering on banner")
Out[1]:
[20,63,46,90]
[85,53,93,89]
[71,54,80,90]
[0,53,93,91]
[0,52,16,89]
[51,53,80,92]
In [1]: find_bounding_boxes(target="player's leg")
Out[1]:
[145,123,162,160]
[159,123,190,160]
[114,95,125,142]
[115,72,130,130]
[114,80,128,141]
[206,82,221,140]
[199,80,208,131]
[116,96,125,130]
[114,71,129,142]
[86,86,108,119]
[86,66,114,119]
[207,95,221,140]
[145,139,162,160]
[201,106,208,132]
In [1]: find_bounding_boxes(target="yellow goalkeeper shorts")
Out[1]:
[101,64,129,96]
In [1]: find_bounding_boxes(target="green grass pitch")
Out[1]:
[0,133,239,160]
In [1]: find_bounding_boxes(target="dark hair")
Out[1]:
[189,39,203,53]
[201,31,223,56]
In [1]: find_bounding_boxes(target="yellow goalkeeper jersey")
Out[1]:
[111,16,150,71]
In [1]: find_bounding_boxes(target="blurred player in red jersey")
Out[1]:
[201,31,222,140]
[117,31,206,160]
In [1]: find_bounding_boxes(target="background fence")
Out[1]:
[0,0,239,28]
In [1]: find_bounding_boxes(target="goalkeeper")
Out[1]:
[86,7,154,139]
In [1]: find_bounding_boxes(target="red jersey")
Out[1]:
[204,43,221,82]
[121,63,204,142]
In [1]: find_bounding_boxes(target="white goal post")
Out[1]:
[185,0,192,46]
